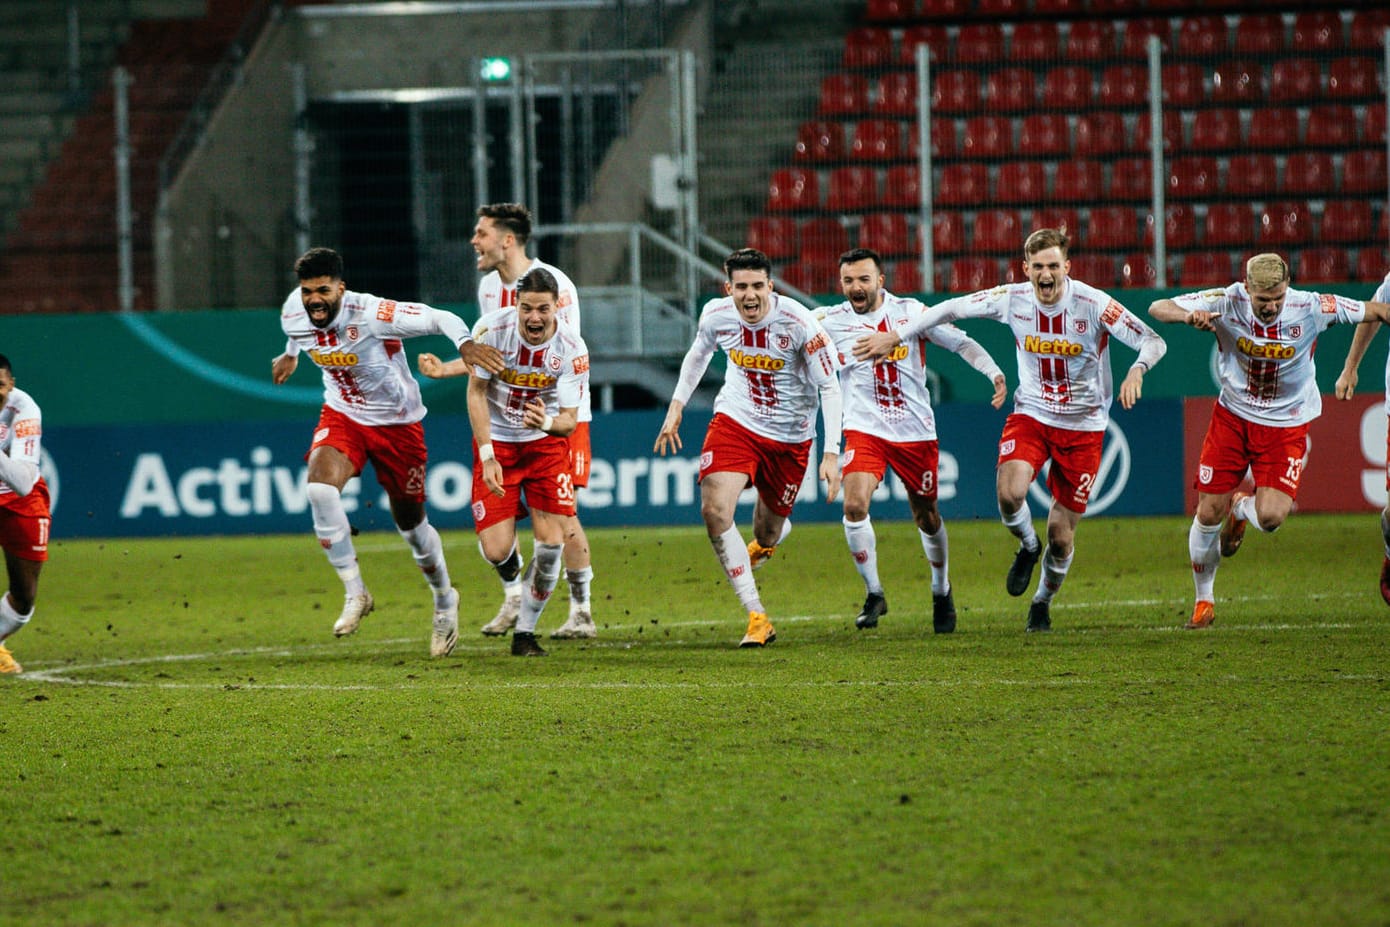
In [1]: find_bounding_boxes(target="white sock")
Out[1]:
[776,519,793,545]
[1189,518,1221,602]
[306,482,365,596]
[711,524,763,614]
[1001,501,1039,551]
[1033,548,1073,603]
[843,516,882,595]
[920,525,950,596]
[0,594,32,640]
[518,541,563,633]
[1234,494,1271,533]
[567,566,593,610]
[399,517,452,602]
[1382,510,1390,558]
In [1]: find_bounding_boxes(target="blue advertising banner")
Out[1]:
[42,400,1184,539]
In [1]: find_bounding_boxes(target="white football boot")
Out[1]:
[430,587,460,657]
[550,604,597,639]
[480,588,521,636]
[333,591,374,637]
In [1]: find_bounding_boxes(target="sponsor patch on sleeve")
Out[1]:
[377,299,397,322]
[1100,300,1124,326]
[572,354,591,375]
[14,419,40,438]
[1319,293,1337,315]
[804,331,830,355]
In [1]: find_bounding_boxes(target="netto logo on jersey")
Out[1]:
[728,349,785,371]
[308,349,359,366]
[499,369,557,388]
[1022,335,1083,357]
[1236,337,1295,360]
[883,344,910,362]
[1027,419,1131,517]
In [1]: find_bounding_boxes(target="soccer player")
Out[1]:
[452,266,590,657]
[1152,253,1390,629]
[468,203,596,641]
[0,355,50,675]
[854,228,1166,632]
[654,247,842,648]
[1336,267,1390,603]
[271,247,503,657]
[817,248,1007,633]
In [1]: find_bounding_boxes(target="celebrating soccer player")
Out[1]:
[0,355,51,675]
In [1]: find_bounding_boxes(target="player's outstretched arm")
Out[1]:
[1149,298,1216,332]
[271,353,297,384]
[460,340,505,375]
[1337,314,1385,399]
[990,375,1008,409]
[654,400,685,455]
[418,353,469,379]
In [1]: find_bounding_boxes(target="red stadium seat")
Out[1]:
[1074,112,1126,157]
[793,120,846,162]
[976,0,1024,14]
[873,72,918,117]
[1066,21,1115,60]
[1328,57,1379,99]
[1224,153,1277,197]
[956,24,1004,63]
[1181,251,1233,287]
[1342,150,1388,195]
[986,68,1037,112]
[996,161,1048,203]
[818,73,870,116]
[1032,207,1079,237]
[1067,254,1118,288]
[1293,11,1343,52]
[1189,108,1243,151]
[932,210,966,254]
[972,209,1023,254]
[779,258,838,295]
[1203,203,1254,246]
[1248,108,1299,150]
[865,0,915,22]
[1259,200,1310,246]
[899,25,949,66]
[859,212,913,257]
[1032,0,1082,12]
[1011,22,1061,61]
[746,216,798,260]
[1161,64,1205,107]
[825,166,879,211]
[1133,111,1184,153]
[1122,18,1172,57]
[799,217,849,264]
[1121,251,1159,288]
[1145,204,1198,250]
[1087,205,1141,250]
[887,258,924,294]
[1167,156,1220,200]
[1178,16,1229,56]
[766,168,820,212]
[1018,114,1069,157]
[1367,105,1388,144]
[932,70,980,114]
[1304,105,1357,148]
[949,257,998,293]
[1234,15,1284,54]
[1099,65,1148,109]
[1210,60,1263,103]
[1297,247,1350,284]
[843,28,894,69]
[1349,10,1390,50]
[1041,66,1094,110]
[882,165,920,208]
[1356,248,1389,284]
[1282,153,1336,196]
[960,115,1013,159]
[1107,157,1151,201]
[1321,200,1374,243]
[927,117,957,159]
[1054,160,1103,200]
[851,119,903,161]
[938,163,990,206]
[1268,59,1322,102]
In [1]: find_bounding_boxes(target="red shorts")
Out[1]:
[699,413,811,518]
[998,413,1104,514]
[1196,402,1308,498]
[471,436,576,532]
[569,421,592,488]
[843,431,940,499]
[0,478,51,562]
[309,407,428,502]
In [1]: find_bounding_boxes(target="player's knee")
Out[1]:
[1257,511,1286,533]
[305,481,340,510]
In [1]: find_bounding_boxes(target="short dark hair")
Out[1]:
[295,247,343,281]
[478,203,532,245]
[838,247,883,271]
[516,267,560,299]
[724,247,773,278]
[0,354,12,377]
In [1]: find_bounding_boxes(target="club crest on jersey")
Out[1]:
[548,353,562,373]
[472,501,486,521]
[700,450,714,471]
[776,333,793,351]
[1074,319,1088,334]
[345,325,360,342]
[1198,464,1213,484]
[1289,325,1301,338]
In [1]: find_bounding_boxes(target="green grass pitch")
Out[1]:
[3,514,1388,926]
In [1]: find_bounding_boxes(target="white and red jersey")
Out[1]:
[472,306,590,444]
[0,386,42,506]
[818,290,1001,442]
[1173,283,1367,426]
[934,279,1160,432]
[281,289,471,427]
[673,293,840,443]
[478,258,590,424]
[1374,272,1390,415]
